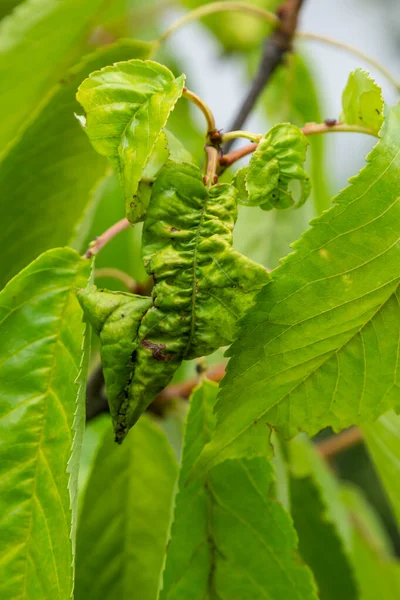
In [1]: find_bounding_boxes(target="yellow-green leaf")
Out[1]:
[341,69,384,134]
[76,59,185,223]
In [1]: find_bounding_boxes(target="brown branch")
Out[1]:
[223,0,305,153]
[84,218,130,259]
[316,427,363,459]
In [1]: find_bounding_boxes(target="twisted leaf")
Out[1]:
[76,59,185,223]
[341,69,384,134]
[80,161,269,441]
[236,123,311,210]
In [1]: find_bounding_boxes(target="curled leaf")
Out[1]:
[243,123,311,210]
[77,286,152,434]
[76,59,185,223]
[341,68,384,134]
[79,162,269,441]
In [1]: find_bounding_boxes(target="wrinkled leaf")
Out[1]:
[341,69,384,134]
[262,52,331,214]
[289,437,358,600]
[75,416,177,600]
[193,104,400,476]
[80,161,269,441]
[242,124,311,210]
[363,411,400,529]
[0,0,109,153]
[0,39,152,289]
[76,59,185,223]
[159,379,318,600]
[0,247,90,599]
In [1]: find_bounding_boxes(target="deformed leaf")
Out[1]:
[341,68,384,134]
[76,59,185,223]
[159,379,318,600]
[80,161,269,442]
[75,416,178,600]
[0,247,90,599]
[192,104,400,477]
[261,52,331,214]
[77,286,152,434]
[242,123,311,210]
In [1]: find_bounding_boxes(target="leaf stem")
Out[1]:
[219,121,379,168]
[221,130,262,144]
[157,2,279,46]
[297,31,400,92]
[183,87,216,135]
[83,218,130,259]
[204,145,219,187]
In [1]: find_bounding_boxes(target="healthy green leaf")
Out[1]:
[159,379,318,600]
[79,161,269,441]
[363,411,400,529]
[341,69,384,134]
[0,39,152,289]
[193,104,400,477]
[261,52,331,213]
[342,484,400,600]
[0,247,90,599]
[0,0,109,153]
[240,124,311,210]
[75,416,178,600]
[76,59,185,223]
[289,437,358,600]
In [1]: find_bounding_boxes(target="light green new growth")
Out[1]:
[76,59,185,223]
[341,69,384,134]
[159,379,318,600]
[235,123,311,211]
[192,103,400,478]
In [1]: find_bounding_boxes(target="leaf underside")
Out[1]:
[193,104,400,477]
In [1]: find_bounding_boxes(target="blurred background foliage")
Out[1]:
[1,0,400,567]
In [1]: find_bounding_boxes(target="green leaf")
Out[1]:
[193,104,400,477]
[363,411,400,529]
[341,69,384,134]
[242,124,311,210]
[289,437,358,600]
[79,161,269,442]
[0,39,152,289]
[262,52,331,214]
[159,379,318,600]
[342,484,400,600]
[75,416,178,600]
[0,0,110,153]
[76,59,185,223]
[0,247,90,599]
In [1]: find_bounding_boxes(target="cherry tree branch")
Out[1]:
[224,0,305,153]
